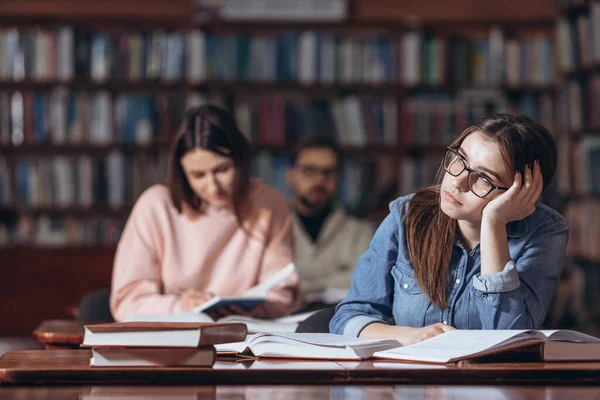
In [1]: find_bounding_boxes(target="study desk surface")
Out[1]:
[1,350,600,385]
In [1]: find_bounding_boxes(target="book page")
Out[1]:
[541,330,600,343]
[374,330,540,363]
[243,263,296,297]
[249,332,400,349]
[192,263,296,313]
[215,341,249,353]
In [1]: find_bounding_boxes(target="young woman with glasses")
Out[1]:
[110,105,299,322]
[330,113,568,345]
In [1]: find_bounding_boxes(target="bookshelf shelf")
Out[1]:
[563,65,600,79]
[555,0,600,331]
[0,244,117,251]
[571,255,600,265]
[0,8,559,248]
[0,143,449,156]
[567,130,600,139]
[198,18,556,32]
[0,80,556,96]
[560,4,591,15]
[0,79,185,92]
[197,81,400,96]
[0,143,172,155]
[0,205,131,218]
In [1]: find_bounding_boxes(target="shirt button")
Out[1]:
[455,279,461,285]
[443,320,448,324]
[481,294,486,299]
[487,296,493,302]
[403,283,409,289]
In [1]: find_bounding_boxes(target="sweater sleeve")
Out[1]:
[109,186,181,322]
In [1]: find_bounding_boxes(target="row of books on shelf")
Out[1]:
[0,90,185,146]
[1,89,559,150]
[232,96,399,147]
[0,152,438,245]
[0,153,393,216]
[401,91,556,146]
[0,91,400,147]
[556,136,600,195]
[556,2,600,72]
[0,154,169,209]
[0,215,124,246]
[0,27,555,86]
[555,76,600,132]
[564,198,600,263]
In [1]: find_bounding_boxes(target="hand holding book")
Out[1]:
[190,263,296,316]
[179,289,215,312]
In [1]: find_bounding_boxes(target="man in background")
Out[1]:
[287,134,374,309]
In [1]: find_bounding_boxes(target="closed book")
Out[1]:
[82,322,247,348]
[90,347,216,367]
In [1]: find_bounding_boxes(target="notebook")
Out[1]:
[214,332,401,360]
[82,322,247,348]
[90,347,216,367]
[372,329,600,364]
[192,263,296,313]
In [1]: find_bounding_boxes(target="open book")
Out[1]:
[373,329,600,364]
[192,263,296,313]
[214,332,400,360]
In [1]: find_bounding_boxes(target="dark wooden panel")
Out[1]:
[0,248,114,336]
[0,0,192,22]
[353,0,558,21]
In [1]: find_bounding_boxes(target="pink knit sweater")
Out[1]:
[110,180,299,321]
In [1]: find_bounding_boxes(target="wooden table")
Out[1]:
[1,350,600,386]
[0,384,598,399]
[32,320,84,349]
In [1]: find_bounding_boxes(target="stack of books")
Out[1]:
[81,321,247,367]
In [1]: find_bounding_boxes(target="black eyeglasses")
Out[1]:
[443,148,510,198]
[295,164,339,180]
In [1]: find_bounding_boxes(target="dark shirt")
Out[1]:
[297,204,333,242]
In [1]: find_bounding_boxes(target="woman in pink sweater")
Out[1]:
[110,105,300,321]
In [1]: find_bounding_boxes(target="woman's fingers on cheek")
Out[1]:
[524,164,533,190]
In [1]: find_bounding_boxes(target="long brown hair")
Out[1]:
[405,113,557,309]
[166,105,251,228]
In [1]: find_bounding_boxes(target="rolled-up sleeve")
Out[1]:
[329,211,400,336]
[472,260,520,292]
[472,219,569,329]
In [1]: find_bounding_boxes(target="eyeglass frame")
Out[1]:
[443,147,510,198]
[294,164,340,180]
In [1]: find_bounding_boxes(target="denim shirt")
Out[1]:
[330,194,569,337]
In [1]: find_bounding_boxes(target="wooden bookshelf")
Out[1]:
[0,205,130,218]
[555,0,600,332]
[563,65,600,79]
[0,0,566,336]
[0,80,557,95]
[0,143,172,155]
[0,17,559,245]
